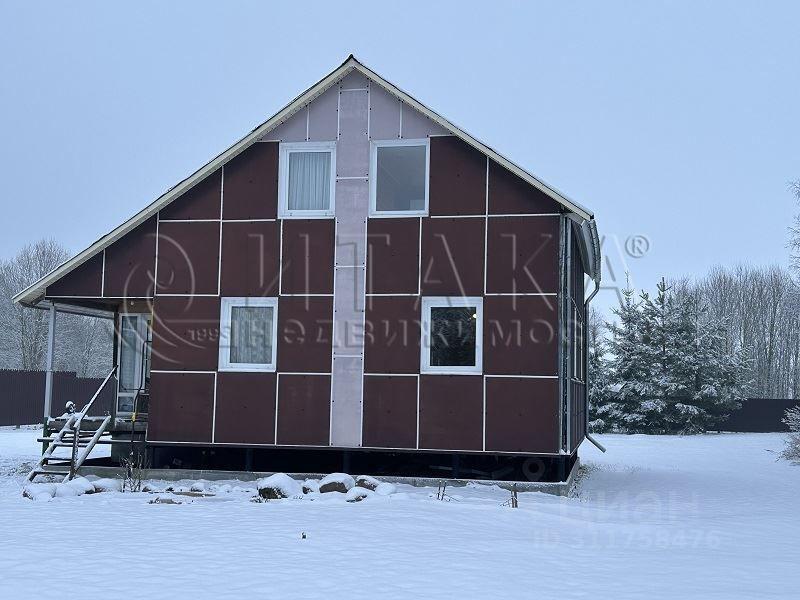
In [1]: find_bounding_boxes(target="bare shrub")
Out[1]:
[782,405,800,463]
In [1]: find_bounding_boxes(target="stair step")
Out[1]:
[31,469,70,475]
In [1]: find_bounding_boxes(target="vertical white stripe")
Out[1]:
[278,220,284,295]
[154,212,160,296]
[482,375,487,451]
[274,373,280,444]
[417,217,423,294]
[218,166,224,295]
[211,371,218,443]
[415,374,421,449]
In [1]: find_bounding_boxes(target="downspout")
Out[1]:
[584,277,606,453]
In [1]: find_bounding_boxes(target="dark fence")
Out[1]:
[718,398,798,433]
[0,370,114,426]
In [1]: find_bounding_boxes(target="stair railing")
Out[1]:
[68,366,117,479]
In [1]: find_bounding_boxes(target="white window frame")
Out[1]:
[278,141,336,219]
[369,138,430,217]
[218,297,279,372]
[421,296,483,375]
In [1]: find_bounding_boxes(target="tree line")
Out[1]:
[0,239,112,377]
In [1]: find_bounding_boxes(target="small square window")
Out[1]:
[370,140,429,215]
[219,297,278,372]
[279,142,336,218]
[421,297,483,374]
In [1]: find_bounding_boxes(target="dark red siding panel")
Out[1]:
[160,169,222,220]
[488,160,561,215]
[156,221,220,295]
[366,218,419,294]
[277,296,333,373]
[364,296,420,374]
[485,377,559,453]
[419,375,482,451]
[281,219,334,294]
[220,221,279,297]
[151,296,220,371]
[484,295,559,376]
[420,217,485,296]
[486,216,559,294]
[222,143,278,220]
[429,136,486,216]
[46,253,103,297]
[147,371,214,443]
[362,376,417,449]
[276,374,331,446]
[103,216,157,297]
[214,372,276,444]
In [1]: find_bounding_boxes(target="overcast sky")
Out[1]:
[1,1,798,314]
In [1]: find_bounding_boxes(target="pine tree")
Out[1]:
[605,278,749,433]
[587,308,612,432]
[674,289,748,432]
[604,282,652,432]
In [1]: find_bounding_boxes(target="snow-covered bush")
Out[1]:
[782,405,800,463]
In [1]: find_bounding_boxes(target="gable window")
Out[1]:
[219,297,278,372]
[370,139,429,216]
[421,297,483,374]
[278,142,336,218]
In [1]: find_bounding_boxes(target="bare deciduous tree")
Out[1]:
[0,239,113,376]
[0,239,68,370]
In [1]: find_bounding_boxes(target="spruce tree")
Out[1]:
[604,282,651,432]
[587,308,612,432]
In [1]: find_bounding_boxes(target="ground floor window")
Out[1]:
[421,296,483,374]
[218,297,278,372]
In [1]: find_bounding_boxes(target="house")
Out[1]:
[15,56,601,483]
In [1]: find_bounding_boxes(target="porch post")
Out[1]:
[43,305,57,429]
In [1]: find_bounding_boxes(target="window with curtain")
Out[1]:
[371,140,428,214]
[219,297,278,371]
[279,142,335,217]
[421,297,483,374]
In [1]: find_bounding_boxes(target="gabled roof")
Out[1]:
[14,55,600,306]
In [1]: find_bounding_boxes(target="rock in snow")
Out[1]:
[302,479,320,494]
[319,473,355,494]
[24,476,97,500]
[345,487,373,503]
[256,474,302,499]
[374,482,396,496]
[92,478,123,493]
[355,475,381,491]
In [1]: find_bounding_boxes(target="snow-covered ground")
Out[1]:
[0,426,797,599]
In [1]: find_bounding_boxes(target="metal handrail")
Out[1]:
[74,365,118,429]
[69,366,118,477]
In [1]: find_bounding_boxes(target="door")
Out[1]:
[116,314,152,415]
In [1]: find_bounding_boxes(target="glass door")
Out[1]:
[116,314,152,416]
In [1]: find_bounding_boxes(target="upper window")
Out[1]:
[421,297,483,374]
[370,139,429,216]
[278,142,336,218]
[219,297,278,372]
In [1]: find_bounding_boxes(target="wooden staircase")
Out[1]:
[27,367,117,483]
